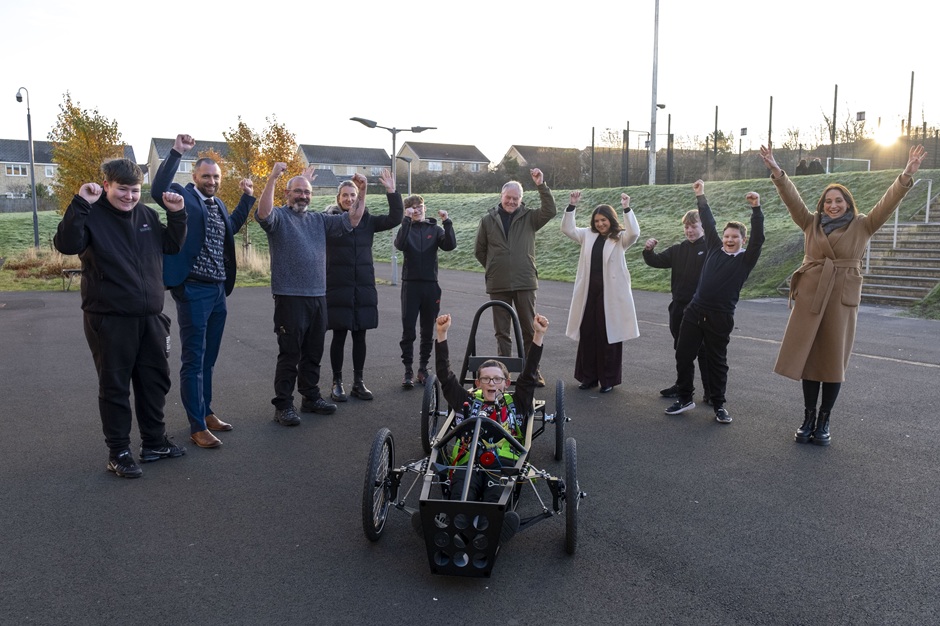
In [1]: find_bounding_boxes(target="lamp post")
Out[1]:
[350,117,436,183]
[15,87,40,249]
[396,156,413,195]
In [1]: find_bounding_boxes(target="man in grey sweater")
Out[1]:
[257,162,365,425]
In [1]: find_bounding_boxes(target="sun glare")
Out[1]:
[875,127,899,147]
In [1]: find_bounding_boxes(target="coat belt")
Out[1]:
[791,257,860,314]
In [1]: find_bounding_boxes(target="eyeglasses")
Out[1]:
[288,189,312,196]
[478,376,506,384]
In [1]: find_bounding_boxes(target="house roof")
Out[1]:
[308,168,350,189]
[401,142,490,163]
[300,145,390,166]
[151,137,229,160]
[508,145,582,165]
[0,139,136,164]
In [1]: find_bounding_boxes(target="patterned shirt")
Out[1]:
[188,198,226,283]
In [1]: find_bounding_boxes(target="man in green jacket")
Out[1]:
[474,168,556,385]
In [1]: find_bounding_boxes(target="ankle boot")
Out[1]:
[812,409,831,446]
[351,370,373,400]
[331,373,347,402]
[795,408,816,444]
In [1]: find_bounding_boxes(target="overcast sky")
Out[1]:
[3,0,937,168]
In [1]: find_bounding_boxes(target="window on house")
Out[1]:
[427,161,442,172]
[45,166,56,177]
[469,163,481,173]
[178,161,193,173]
[345,166,358,176]
[5,164,28,176]
[320,165,333,172]
[371,167,383,176]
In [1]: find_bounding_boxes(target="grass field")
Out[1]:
[2,170,937,318]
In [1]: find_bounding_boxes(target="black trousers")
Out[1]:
[272,295,327,409]
[674,304,732,406]
[400,281,441,370]
[83,313,171,452]
[669,299,712,396]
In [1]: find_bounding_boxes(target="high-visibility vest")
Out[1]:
[449,390,523,466]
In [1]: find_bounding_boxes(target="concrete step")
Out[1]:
[860,292,924,306]
[868,246,940,257]
[866,256,940,267]
[863,265,940,278]
[863,273,940,287]
[861,282,933,299]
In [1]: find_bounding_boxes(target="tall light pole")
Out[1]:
[16,87,40,249]
[396,156,413,195]
[350,117,436,183]
[648,0,661,184]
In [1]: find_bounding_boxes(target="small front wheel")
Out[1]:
[362,428,395,542]
[564,437,579,555]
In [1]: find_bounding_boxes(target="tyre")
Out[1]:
[554,379,566,462]
[362,428,395,542]
[564,437,579,555]
[420,375,442,454]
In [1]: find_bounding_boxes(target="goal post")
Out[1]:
[826,157,871,174]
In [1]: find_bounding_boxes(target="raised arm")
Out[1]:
[530,168,557,230]
[560,190,581,241]
[258,162,286,221]
[438,210,457,251]
[619,193,640,247]
[151,134,193,206]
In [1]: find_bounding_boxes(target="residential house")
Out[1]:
[502,145,585,188]
[146,137,230,187]
[1,138,136,198]
[298,144,391,188]
[397,142,490,175]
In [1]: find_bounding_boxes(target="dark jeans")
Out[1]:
[400,281,441,370]
[171,281,227,433]
[83,312,171,451]
[272,295,328,410]
[675,304,732,406]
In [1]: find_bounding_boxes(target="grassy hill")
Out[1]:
[3,169,938,314]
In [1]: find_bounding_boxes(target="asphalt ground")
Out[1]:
[1,264,939,625]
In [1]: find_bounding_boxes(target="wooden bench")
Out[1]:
[61,268,82,291]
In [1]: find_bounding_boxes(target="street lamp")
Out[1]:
[15,87,40,249]
[350,117,436,182]
[396,156,413,196]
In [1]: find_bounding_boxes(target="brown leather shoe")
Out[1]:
[205,413,233,432]
[190,429,222,448]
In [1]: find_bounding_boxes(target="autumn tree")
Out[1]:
[48,92,124,213]
[259,115,305,199]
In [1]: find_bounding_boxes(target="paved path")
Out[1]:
[1,266,938,625]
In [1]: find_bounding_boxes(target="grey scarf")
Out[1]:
[820,212,854,235]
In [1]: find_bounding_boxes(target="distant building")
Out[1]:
[1,138,136,197]
[397,142,490,174]
[298,144,391,187]
[146,137,230,187]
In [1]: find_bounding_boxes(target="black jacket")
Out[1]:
[642,236,708,304]
[394,217,456,282]
[324,193,403,330]
[54,195,187,316]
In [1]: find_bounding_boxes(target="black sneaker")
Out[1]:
[301,396,337,415]
[715,406,732,424]
[107,450,143,478]
[402,370,415,389]
[139,436,187,463]
[659,385,680,398]
[273,405,302,426]
[664,399,695,415]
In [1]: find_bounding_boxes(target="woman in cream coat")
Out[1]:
[562,191,641,392]
[759,144,926,446]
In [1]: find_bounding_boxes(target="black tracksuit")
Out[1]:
[54,194,186,452]
[674,196,764,407]
[643,235,712,394]
[394,217,456,372]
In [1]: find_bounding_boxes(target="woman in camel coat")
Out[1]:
[759,144,926,446]
[561,191,640,392]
